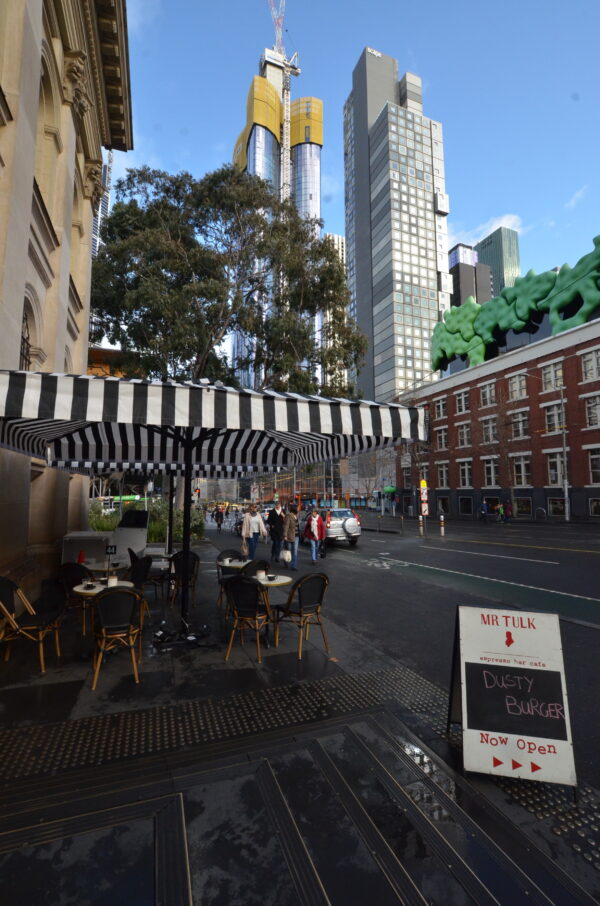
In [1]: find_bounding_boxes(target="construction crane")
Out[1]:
[267,0,299,201]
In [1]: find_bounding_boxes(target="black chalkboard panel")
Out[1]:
[465,662,568,741]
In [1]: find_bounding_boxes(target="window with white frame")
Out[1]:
[589,448,600,484]
[455,390,469,414]
[419,463,429,483]
[541,362,563,391]
[547,452,565,485]
[481,416,498,444]
[482,458,499,486]
[545,402,565,433]
[459,460,472,487]
[435,427,448,450]
[511,410,529,439]
[457,423,471,446]
[582,349,600,381]
[434,397,447,419]
[437,462,449,487]
[585,395,600,428]
[513,455,532,486]
[479,382,496,407]
[507,373,527,401]
[403,467,412,488]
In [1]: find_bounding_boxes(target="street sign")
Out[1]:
[421,502,429,516]
[420,488,428,502]
[456,606,576,787]
[420,479,428,489]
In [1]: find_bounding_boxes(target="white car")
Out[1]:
[301,508,361,546]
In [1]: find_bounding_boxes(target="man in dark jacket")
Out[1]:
[267,503,285,562]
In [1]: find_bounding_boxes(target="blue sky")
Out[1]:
[114,0,599,277]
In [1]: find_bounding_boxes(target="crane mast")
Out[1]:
[267,0,299,201]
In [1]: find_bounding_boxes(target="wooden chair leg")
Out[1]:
[91,644,104,690]
[274,619,280,648]
[254,620,262,664]
[37,635,46,673]
[54,627,61,658]
[225,619,238,661]
[4,643,11,662]
[130,637,140,684]
[297,618,304,660]
[317,615,330,653]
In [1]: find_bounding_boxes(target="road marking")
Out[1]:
[420,546,559,565]
[452,539,600,555]
[380,557,600,603]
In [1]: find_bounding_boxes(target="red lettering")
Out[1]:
[481,613,499,626]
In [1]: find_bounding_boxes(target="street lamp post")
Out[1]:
[559,385,570,522]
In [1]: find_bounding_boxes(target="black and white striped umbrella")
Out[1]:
[0,371,427,469]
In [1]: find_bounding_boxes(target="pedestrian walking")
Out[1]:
[241,504,267,559]
[504,501,512,523]
[479,501,489,522]
[267,502,285,563]
[283,504,300,570]
[303,507,325,564]
[215,507,224,533]
[496,503,504,522]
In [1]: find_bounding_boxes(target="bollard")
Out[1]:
[440,514,445,537]
[400,515,404,535]
[418,515,424,537]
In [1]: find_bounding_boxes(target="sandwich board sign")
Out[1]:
[449,606,576,787]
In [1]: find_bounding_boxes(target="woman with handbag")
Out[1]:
[282,504,300,571]
[303,507,325,565]
[241,504,267,559]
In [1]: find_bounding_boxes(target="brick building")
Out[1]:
[397,320,600,520]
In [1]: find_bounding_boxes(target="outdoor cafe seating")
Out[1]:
[215,549,244,609]
[168,550,200,606]
[90,586,144,691]
[272,573,330,660]
[223,575,271,664]
[58,561,93,634]
[0,576,65,674]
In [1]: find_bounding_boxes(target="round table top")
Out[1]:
[83,561,127,574]
[256,574,293,588]
[219,559,251,570]
[73,580,134,597]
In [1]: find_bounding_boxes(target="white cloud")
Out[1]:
[564,185,589,209]
[447,213,528,250]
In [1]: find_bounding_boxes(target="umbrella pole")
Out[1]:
[166,474,174,555]
[179,430,193,635]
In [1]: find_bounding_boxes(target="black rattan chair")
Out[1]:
[91,586,143,690]
[273,573,330,659]
[168,551,200,606]
[223,575,271,664]
[216,548,243,609]
[239,558,271,578]
[0,577,64,673]
[58,561,93,634]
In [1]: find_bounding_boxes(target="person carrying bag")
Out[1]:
[282,504,300,570]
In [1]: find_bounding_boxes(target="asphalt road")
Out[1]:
[209,518,600,785]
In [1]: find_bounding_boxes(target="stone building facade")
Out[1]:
[0,0,132,591]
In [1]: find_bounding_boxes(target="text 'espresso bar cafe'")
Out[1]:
[454,606,576,787]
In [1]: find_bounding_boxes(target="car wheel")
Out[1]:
[349,537,358,546]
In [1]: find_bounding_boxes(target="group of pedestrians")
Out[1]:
[479,500,513,523]
[239,502,326,568]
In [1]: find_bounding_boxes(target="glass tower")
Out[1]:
[344,48,451,400]
[474,226,521,294]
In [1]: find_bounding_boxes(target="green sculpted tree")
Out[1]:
[537,235,600,333]
[91,166,365,392]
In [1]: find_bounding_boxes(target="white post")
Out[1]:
[418,515,424,537]
[440,513,445,536]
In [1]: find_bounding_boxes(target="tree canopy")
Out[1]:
[91,165,366,393]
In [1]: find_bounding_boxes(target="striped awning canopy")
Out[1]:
[0,371,427,471]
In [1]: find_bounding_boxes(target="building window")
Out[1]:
[511,411,529,439]
[541,362,563,391]
[435,427,448,450]
[19,312,32,370]
[513,456,532,487]
[482,458,499,486]
[507,373,527,401]
[457,423,471,447]
[434,397,447,419]
[545,403,565,433]
[403,467,412,488]
[459,460,472,487]
[437,462,449,487]
[548,498,566,517]
[547,452,565,486]
[589,499,600,516]
[419,463,429,483]
[481,417,498,444]
[455,390,469,414]
[515,498,532,517]
[480,382,496,407]
[458,496,473,515]
[582,349,600,381]
[589,448,600,484]
[437,496,450,514]
[585,395,600,428]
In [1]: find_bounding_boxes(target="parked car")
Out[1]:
[300,508,361,546]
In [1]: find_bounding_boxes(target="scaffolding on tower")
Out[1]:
[267,0,300,201]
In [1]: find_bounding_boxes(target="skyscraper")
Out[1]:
[232,48,323,386]
[474,226,521,294]
[91,152,113,257]
[344,47,451,401]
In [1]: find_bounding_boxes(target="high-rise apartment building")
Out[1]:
[474,226,520,294]
[91,153,113,257]
[344,47,451,401]
[448,244,493,307]
[232,48,323,386]
[324,233,346,266]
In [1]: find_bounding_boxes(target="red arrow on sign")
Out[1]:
[492,757,503,767]
[531,762,542,773]
[512,759,522,770]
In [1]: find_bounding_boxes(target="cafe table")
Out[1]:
[72,580,135,634]
[255,574,293,645]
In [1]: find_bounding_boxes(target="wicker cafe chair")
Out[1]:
[239,558,271,578]
[273,573,330,660]
[91,586,143,691]
[128,556,153,659]
[223,576,271,664]
[167,551,200,607]
[0,576,65,674]
[58,561,93,634]
[216,548,243,609]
